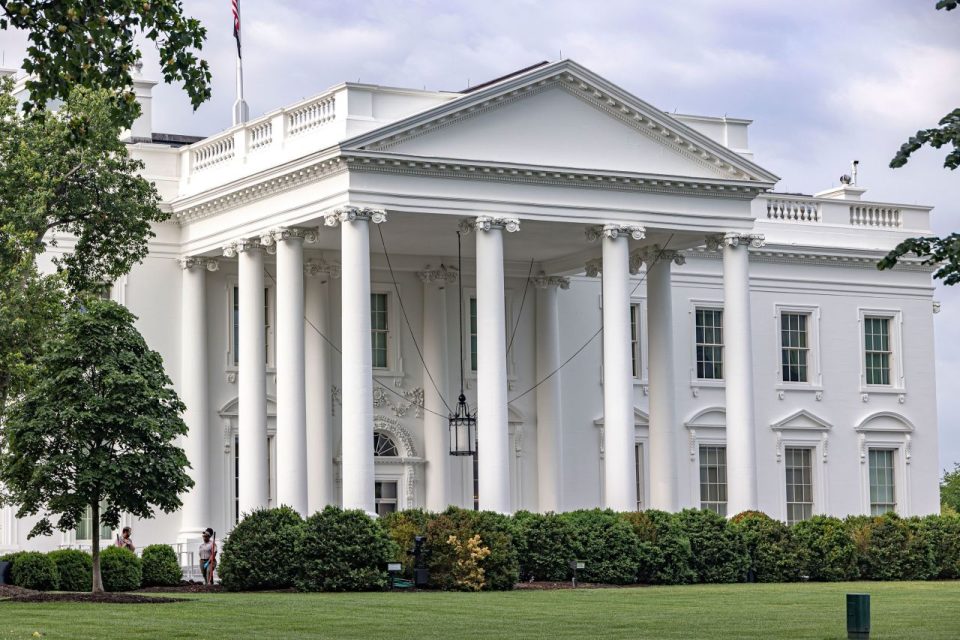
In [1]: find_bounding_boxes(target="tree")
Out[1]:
[941,464,960,513]
[0,80,168,415]
[0,298,193,593]
[879,1,958,280]
[0,0,211,126]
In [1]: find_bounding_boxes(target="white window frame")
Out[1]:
[783,446,815,525]
[592,410,649,510]
[857,308,904,394]
[697,443,728,516]
[463,287,517,387]
[856,426,912,516]
[635,440,648,511]
[774,305,822,391]
[370,284,405,379]
[630,298,650,385]
[226,279,276,371]
[688,299,725,388]
[866,448,898,516]
[226,424,278,525]
[770,410,831,523]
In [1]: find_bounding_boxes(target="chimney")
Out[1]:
[123,64,158,143]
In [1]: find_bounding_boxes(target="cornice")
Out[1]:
[684,245,935,272]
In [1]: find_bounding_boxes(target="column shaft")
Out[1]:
[646,258,678,511]
[602,235,636,511]
[422,276,450,512]
[305,272,334,513]
[535,282,564,513]
[238,245,269,514]
[723,238,758,514]
[276,235,307,515]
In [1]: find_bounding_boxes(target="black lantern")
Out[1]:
[449,230,477,456]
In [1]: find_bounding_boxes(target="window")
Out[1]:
[231,433,276,522]
[630,304,641,378]
[375,481,398,517]
[76,502,112,541]
[371,293,389,369]
[635,442,644,511]
[231,286,273,366]
[469,297,478,372]
[869,449,896,515]
[864,317,891,386]
[472,451,480,511]
[699,445,727,516]
[695,309,723,380]
[781,313,809,383]
[234,435,240,524]
[784,448,813,524]
[373,432,399,457]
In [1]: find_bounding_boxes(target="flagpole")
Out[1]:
[232,0,248,125]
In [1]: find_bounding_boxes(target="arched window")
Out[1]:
[373,431,399,457]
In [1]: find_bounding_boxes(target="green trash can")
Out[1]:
[846,593,870,640]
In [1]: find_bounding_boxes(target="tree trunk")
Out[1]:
[91,501,104,593]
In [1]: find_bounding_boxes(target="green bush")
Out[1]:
[675,509,749,583]
[381,509,430,578]
[793,515,857,581]
[296,506,396,592]
[10,551,58,591]
[730,511,802,583]
[512,511,578,581]
[559,510,649,585]
[426,507,519,591]
[847,514,935,581]
[140,544,182,587]
[100,546,142,592]
[622,510,695,585]
[47,549,92,591]
[0,551,26,584]
[219,506,305,591]
[919,514,960,579]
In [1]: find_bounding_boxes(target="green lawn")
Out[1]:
[1,581,958,639]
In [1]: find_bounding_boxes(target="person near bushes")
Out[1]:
[200,527,218,585]
[116,526,136,553]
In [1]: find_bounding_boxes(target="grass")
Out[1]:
[1,581,959,639]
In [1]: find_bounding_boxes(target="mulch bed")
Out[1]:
[0,584,185,604]
[515,581,647,590]
[138,581,222,594]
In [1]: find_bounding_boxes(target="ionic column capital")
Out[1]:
[530,271,570,290]
[628,246,686,274]
[179,256,220,272]
[585,224,645,242]
[323,206,387,227]
[304,258,341,280]
[463,215,520,234]
[222,237,261,258]
[267,226,320,245]
[417,264,459,286]
[706,232,765,250]
[584,258,603,278]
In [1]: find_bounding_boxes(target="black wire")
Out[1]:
[457,231,465,399]
[376,225,454,414]
[505,257,535,360]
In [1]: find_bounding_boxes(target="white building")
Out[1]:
[1,60,940,552]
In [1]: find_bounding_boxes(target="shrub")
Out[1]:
[140,545,182,587]
[447,533,491,591]
[426,507,519,591]
[381,509,430,578]
[10,551,58,591]
[793,515,857,581]
[919,514,960,579]
[847,514,935,581]
[219,506,305,591]
[0,551,26,584]
[559,509,649,585]
[730,511,802,583]
[47,549,92,591]
[512,511,577,581]
[100,546,142,592]
[296,507,396,592]
[675,509,749,583]
[622,510,695,585]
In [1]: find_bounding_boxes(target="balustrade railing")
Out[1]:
[288,96,336,136]
[249,121,273,151]
[849,205,901,228]
[766,197,820,222]
[192,136,235,172]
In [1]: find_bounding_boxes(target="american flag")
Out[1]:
[232,0,241,58]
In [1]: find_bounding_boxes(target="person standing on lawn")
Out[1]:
[199,527,217,585]
[116,526,136,553]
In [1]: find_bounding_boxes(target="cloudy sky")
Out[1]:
[3,1,959,464]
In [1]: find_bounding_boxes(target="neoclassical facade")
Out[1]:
[3,60,940,551]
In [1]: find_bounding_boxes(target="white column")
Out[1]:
[325,207,387,514]
[178,256,217,540]
[593,224,644,512]
[474,215,520,514]
[305,259,339,513]
[232,239,269,514]
[270,228,315,516]
[419,266,456,512]
[635,246,683,511]
[721,232,764,515]
[533,273,569,513]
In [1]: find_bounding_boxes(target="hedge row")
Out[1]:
[0,544,181,592]
[214,506,960,592]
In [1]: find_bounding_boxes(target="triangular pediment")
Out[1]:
[594,407,649,427]
[771,409,832,432]
[344,60,778,185]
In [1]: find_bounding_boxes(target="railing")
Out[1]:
[249,121,273,151]
[766,196,820,222]
[850,205,901,228]
[288,95,336,136]
[192,136,235,171]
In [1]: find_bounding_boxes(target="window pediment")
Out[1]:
[770,409,832,432]
[855,411,914,433]
[684,407,725,430]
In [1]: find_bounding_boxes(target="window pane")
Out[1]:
[869,449,896,515]
[699,445,727,515]
[371,293,389,368]
[470,298,478,372]
[695,309,724,380]
[864,317,891,386]
[785,447,813,525]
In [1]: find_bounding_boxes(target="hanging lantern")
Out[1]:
[449,393,477,456]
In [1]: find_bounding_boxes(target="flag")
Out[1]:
[232,0,241,58]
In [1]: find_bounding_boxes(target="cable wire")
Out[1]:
[505,257,535,360]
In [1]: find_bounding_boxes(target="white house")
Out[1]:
[1,59,940,553]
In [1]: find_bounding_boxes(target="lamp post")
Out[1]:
[449,231,477,457]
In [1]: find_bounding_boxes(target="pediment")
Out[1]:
[855,412,914,433]
[219,395,277,417]
[771,409,832,432]
[684,407,725,430]
[344,60,778,185]
[594,407,649,427]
